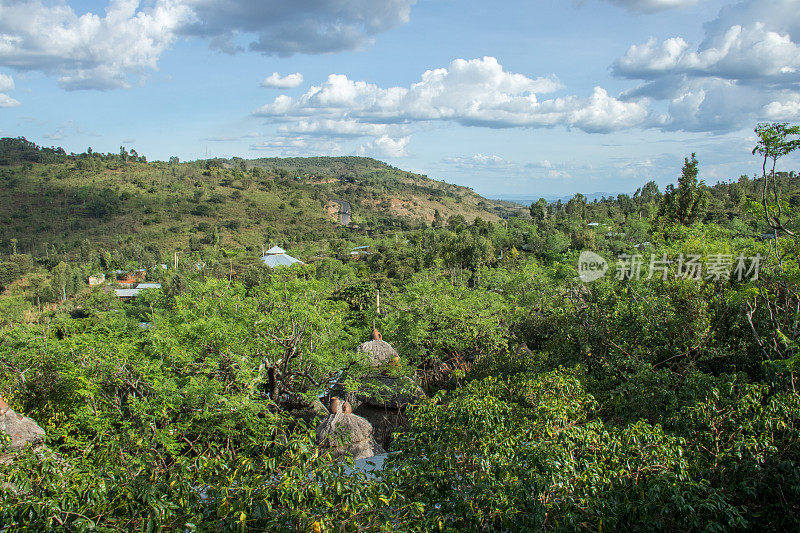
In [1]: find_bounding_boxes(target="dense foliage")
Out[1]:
[1,125,800,531]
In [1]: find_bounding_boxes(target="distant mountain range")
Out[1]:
[488,192,622,206]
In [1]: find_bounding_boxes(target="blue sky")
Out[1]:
[1,0,799,198]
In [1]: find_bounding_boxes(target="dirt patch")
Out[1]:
[324,201,341,222]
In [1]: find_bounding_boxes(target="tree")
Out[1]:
[432,209,443,227]
[616,193,634,221]
[530,198,549,223]
[752,122,800,235]
[87,188,122,218]
[636,180,660,203]
[676,153,705,225]
[51,261,71,302]
[0,295,28,326]
[251,166,266,180]
[659,153,706,225]
[25,271,51,311]
[447,214,467,231]
[0,261,21,291]
[565,193,587,220]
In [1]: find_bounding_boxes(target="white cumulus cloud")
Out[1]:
[0,93,19,107]
[0,0,415,90]
[254,56,646,134]
[260,72,304,88]
[0,72,18,106]
[0,0,192,90]
[278,119,406,138]
[0,73,13,92]
[356,135,410,157]
[763,96,800,120]
[611,0,800,132]
[614,24,800,82]
[444,154,513,170]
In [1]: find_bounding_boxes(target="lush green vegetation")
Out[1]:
[0,138,517,261]
[1,125,800,531]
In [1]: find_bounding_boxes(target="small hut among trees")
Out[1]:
[260,246,304,268]
[316,400,384,460]
[330,327,426,448]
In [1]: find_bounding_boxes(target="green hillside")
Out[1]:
[3,126,800,530]
[0,138,519,257]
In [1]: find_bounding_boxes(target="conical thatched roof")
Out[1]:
[316,412,384,460]
[357,339,399,367]
[340,336,426,409]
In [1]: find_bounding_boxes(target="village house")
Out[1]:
[260,246,304,268]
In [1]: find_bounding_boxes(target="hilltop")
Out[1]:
[0,138,520,256]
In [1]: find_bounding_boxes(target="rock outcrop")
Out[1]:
[0,396,46,463]
[316,412,384,460]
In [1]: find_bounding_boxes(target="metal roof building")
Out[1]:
[114,283,162,299]
[260,246,305,268]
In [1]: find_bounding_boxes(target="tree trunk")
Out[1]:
[268,367,280,404]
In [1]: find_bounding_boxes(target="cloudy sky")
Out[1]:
[1,0,800,198]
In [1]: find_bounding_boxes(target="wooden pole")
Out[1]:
[376,290,381,315]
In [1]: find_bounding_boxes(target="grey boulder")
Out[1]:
[0,397,46,462]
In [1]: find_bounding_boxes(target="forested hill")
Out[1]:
[0,137,519,256]
[3,126,800,530]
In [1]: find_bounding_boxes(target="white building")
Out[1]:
[260,246,305,268]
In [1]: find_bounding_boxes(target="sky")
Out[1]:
[1,0,800,199]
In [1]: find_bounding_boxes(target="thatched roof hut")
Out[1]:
[316,412,384,460]
[340,333,426,410]
[331,331,427,449]
[357,339,399,367]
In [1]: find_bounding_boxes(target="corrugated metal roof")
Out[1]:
[261,253,304,268]
[265,246,286,254]
[114,289,140,298]
[115,283,162,298]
